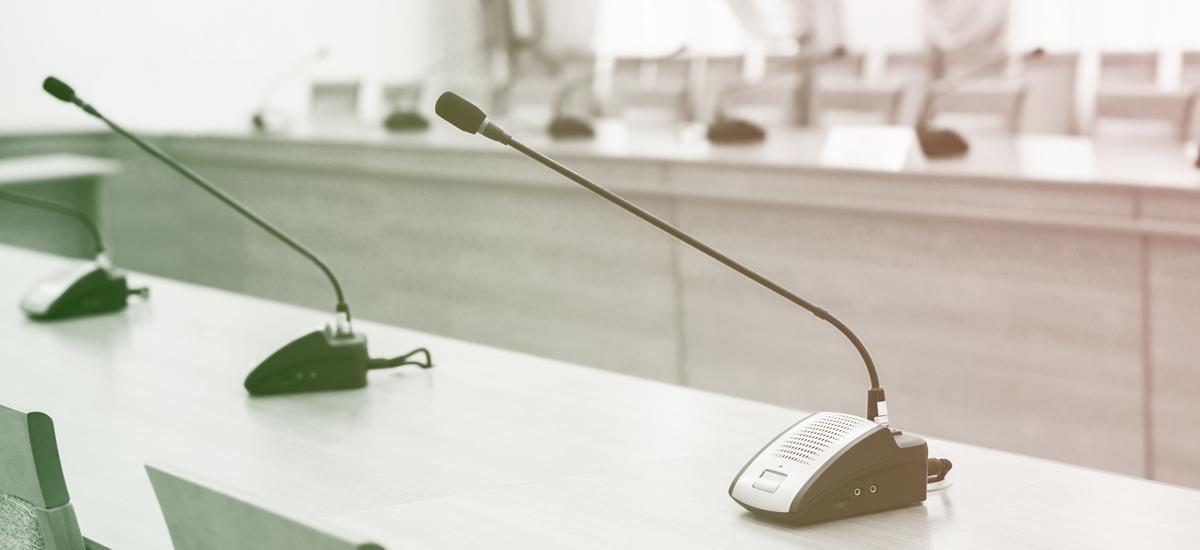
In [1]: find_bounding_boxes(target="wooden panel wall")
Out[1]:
[674,198,1144,474]
[101,138,681,383]
[1144,192,1200,487]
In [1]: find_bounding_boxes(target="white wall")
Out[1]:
[0,0,444,133]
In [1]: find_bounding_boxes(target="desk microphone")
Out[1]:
[547,74,595,139]
[0,190,148,320]
[916,47,1045,158]
[436,91,951,524]
[43,76,433,396]
[707,46,847,144]
[252,46,329,133]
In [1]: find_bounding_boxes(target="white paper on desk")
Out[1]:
[820,126,919,172]
[1016,135,1097,180]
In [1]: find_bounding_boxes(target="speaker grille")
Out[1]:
[771,413,875,466]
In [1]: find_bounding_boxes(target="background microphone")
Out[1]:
[916,47,1045,158]
[43,76,433,395]
[251,46,329,132]
[435,90,888,423]
[546,74,595,140]
[707,46,848,144]
[0,189,148,320]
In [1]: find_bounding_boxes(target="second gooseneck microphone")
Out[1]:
[0,189,148,320]
[434,91,887,424]
[43,76,433,395]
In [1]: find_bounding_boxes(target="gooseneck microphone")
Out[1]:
[251,47,329,132]
[707,46,848,144]
[916,47,1045,158]
[43,77,351,324]
[435,91,885,421]
[436,91,950,525]
[0,189,105,256]
[44,76,433,395]
[1,188,149,320]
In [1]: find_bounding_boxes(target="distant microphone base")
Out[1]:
[20,261,148,321]
[707,118,766,144]
[383,111,431,132]
[547,115,595,139]
[243,327,432,396]
[251,112,267,133]
[916,127,969,158]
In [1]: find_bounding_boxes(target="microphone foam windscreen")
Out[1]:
[43,77,76,102]
[435,92,486,134]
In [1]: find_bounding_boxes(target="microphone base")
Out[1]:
[729,412,929,525]
[916,127,969,158]
[547,115,595,139]
[20,263,144,321]
[243,328,373,396]
[251,112,267,132]
[707,118,767,144]
[383,111,431,132]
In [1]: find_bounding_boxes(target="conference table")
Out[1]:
[2,244,1198,549]
[7,127,1200,488]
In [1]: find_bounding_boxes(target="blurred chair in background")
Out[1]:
[695,54,746,124]
[927,75,1029,134]
[724,0,844,128]
[606,50,694,125]
[1019,51,1080,135]
[813,51,908,126]
[1094,51,1197,141]
[475,0,599,132]
[146,463,383,550]
[1181,51,1200,88]
[0,404,101,550]
[310,81,363,130]
[1182,51,1200,142]
[920,0,1027,136]
[1099,51,1158,86]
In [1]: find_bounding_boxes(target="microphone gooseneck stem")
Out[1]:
[81,104,352,325]
[504,137,882,394]
[0,189,106,256]
[716,47,846,121]
[920,49,1043,127]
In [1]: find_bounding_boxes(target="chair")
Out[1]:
[1178,51,1200,141]
[145,463,384,550]
[1095,51,1197,141]
[1099,52,1158,87]
[0,404,90,550]
[812,51,906,126]
[310,81,363,130]
[1020,51,1080,134]
[883,50,1028,133]
[817,80,906,125]
[1181,51,1200,88]
[607,56,692,124]
[697,55,745,122]
[882,51,932,83]
[310,81,361,118]
[928,79,1029,133]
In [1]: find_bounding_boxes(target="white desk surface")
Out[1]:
[1,244,1198,549]
[0,153,118,187]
